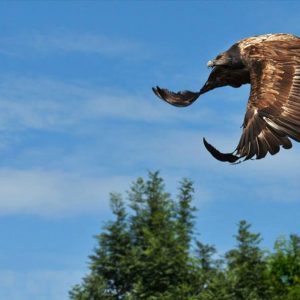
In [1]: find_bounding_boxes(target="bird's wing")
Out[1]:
[152,66,250,107]
[204,40,300,163]
[152,86,200,107]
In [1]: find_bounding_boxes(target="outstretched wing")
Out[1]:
[152,86,200,107]
[205,40,300,163]
[153,66,250,107]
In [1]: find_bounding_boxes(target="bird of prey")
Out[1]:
[153,33,300,163]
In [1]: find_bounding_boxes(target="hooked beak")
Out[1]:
[207,60,215,68]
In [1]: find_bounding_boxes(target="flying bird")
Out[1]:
[153,33,300,163]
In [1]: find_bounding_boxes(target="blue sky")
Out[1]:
[1,1,300,299]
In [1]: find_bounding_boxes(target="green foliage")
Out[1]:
[70,172,199,299]
[69,172,300,300]
[126,172,197,299]
[225,220,271,300]
[268,234,300,300]
[176,178,196,251]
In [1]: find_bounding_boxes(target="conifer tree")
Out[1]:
[176,178,196,252]
[70,173,300,300]
[129,172,184,298]
[194,241,229,300]
[70,172,198,300]
[269,234,300,299]
[70,193,133,300]
[225,220,271,300]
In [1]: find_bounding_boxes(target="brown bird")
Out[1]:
[153,33,300,163]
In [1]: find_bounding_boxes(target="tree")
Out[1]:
[128,172,179,298]
[70,172,198,300]
[225,220,271,300]
[269,234,300,299]
[176,178,196,252]
[70,193,133,300]
[70,173,300,300]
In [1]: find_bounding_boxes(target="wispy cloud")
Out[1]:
[0,73,298,217]
[0,129,298,218]
[0,31,143,58]
[0,75,226,132]
[0,269,83,300]
[0,76,86,131]
[138,128,300,204]
[0,169,131,217]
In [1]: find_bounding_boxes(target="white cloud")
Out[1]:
[0,73,298,216]
[0,169,131,217]
[0,76,85,131]
[0,31,143,58]
[0,74,298,217]
[32,32,140,55]
[137,128,300,204]
[0,163,213,217]
[0,75,242,217]
[0,75,224,132]
[0,269,83,300]
[0,129,298,218]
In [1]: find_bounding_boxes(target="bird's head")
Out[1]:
[207,52,232,68]
[207,44,242,68]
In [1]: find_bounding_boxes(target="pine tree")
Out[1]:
[176,178,196,252]
[269,234,300,299]
[194,241,230,300]
[70,193,133,300]
[129,172,183,298]
[172,178,197,296]
[70,174,300,300]
[70,172,199,300]
[225,220,271,300]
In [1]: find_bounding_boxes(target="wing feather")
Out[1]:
[152,66,250,107]
[206,37,300,162]
[152,86,200,107]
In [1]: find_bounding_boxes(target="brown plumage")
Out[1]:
[152,33,300,163]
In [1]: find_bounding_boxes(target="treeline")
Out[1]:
[70,172,300,300]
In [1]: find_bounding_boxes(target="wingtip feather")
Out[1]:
[203,138,240,163]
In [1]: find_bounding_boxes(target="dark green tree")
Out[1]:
[70,172,198,300]
[128,172,197,299]
[129,172,177,298]
[225,220,271,300]
[70,173,300,300]
[269,234,300,300]
[176,178,196,252]
[194,241,229,300]
[70,193,133,300]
